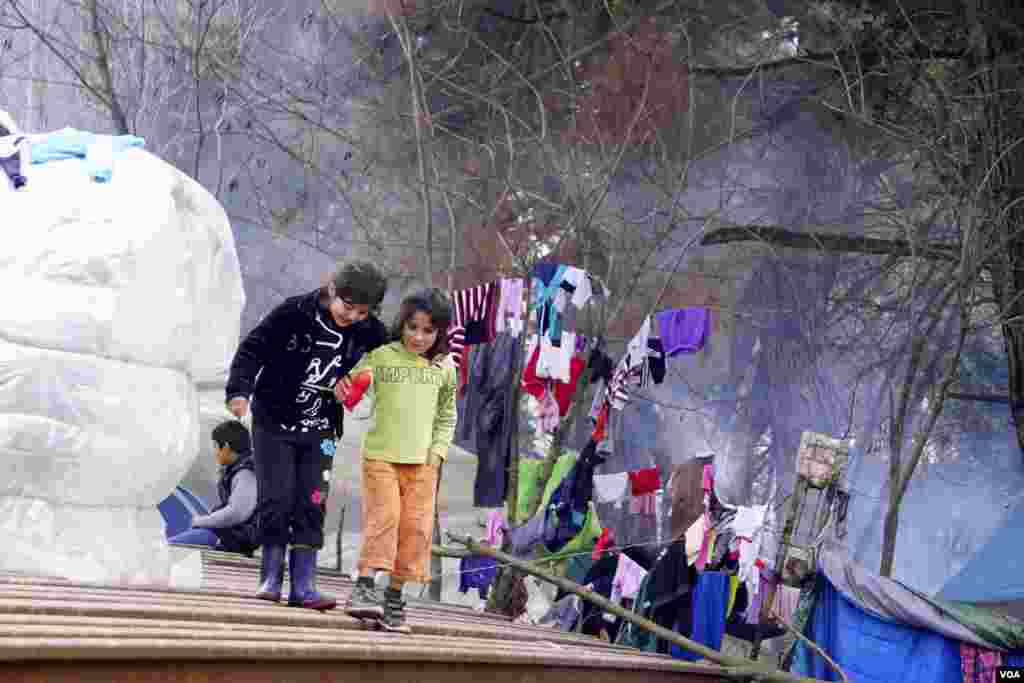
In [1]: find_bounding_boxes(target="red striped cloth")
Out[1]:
[447,282,499,380]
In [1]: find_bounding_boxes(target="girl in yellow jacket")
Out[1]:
[337,288,457,632]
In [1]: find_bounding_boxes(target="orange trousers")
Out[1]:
[357,459,439,583]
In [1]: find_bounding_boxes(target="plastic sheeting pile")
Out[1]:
[0,137,244,584]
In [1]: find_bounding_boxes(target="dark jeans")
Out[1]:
[252,422,331,549]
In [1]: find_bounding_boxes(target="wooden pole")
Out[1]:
[447,534,826,683]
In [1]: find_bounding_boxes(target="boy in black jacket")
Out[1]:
[226,261,388,610]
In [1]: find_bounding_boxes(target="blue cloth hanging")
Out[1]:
[671,571,730,662]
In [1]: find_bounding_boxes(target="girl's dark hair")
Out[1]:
[330,261,388,313]
[211,421,252,455]
[390,288,453,360]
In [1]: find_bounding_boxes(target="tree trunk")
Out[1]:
[878,496,900,578]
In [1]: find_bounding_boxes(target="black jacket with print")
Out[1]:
[226,289,388,439]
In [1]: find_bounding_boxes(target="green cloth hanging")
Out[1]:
[515,449,579,523]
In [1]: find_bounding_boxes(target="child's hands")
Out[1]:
[334,376,352,403]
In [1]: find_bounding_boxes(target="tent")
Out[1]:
[791,545,1024,681]
[939,494,1024,621]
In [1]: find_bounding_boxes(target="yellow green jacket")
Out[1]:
[350,342,458,464]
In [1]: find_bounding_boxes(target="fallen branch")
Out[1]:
[769,607,848,683]
[446,533,825,683]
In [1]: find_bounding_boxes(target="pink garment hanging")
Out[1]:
[611,552,647,603]
[696,463,714,570]
[960,642,1002,682]
[486,509,506,547]
[629,492,657,515]
[772,585,801,624]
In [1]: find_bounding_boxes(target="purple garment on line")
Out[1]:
[459,555,498,599]
[655,308,710,356]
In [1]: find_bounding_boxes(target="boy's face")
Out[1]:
[327,283,371,328]
[213,441,236,467]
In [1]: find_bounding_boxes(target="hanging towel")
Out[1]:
[629,467,661,496]
[672,571,730,661]
[656,308,710,356]
[593,472,629,508]
[630,492,657,516]
[611,552,648,603]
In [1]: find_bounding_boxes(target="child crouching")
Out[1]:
[337,288,457,633]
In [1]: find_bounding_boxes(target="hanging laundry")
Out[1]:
[655,307,710,356]
[607,317,651,409]
[630,492,657,516]
[458,555,498,599]
[456,333,520,508]
[611,552,647,603]
[588,343,615,384]
[495,278,525,335]
[448,281,500,369]
[486,509,506,547]
[592,527,615,560]
[521,341,586,417]
[29,128,146,183]
[961,643,1003,683]
[537,391,560,433]
[572,440,605,512]
[730,505,767,609]
[0,135,29,189]
[772,584,801,624]
[593,472,629,508]
[672,571,730,662]
[591,402,609,443]
[726,575,740,618]
[628,467,661,496]
[685,517,714,567]
[537,330,576,382]
[532,263,568,344]
[695,464,714,571]
[747,570,769,624]
[639,338,667,387]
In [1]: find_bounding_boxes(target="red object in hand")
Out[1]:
[342,370,373,410]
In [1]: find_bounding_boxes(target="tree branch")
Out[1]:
[700,225,959,260]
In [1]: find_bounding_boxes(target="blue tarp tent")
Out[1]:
[940,495,1024,620]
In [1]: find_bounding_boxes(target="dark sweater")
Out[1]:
[225,289,388,439]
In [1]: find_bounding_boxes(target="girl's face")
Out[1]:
[402,310,438,357]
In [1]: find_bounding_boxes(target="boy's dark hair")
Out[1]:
[332,261,388,313]
[390,288,453,361]
[212,421,252,455]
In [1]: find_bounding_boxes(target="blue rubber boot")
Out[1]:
[287,546,337,611]
[255,545,286,602]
